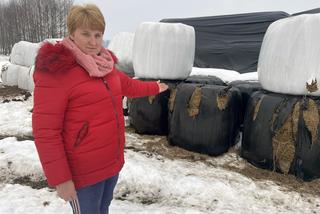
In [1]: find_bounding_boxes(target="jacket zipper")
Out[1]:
[102,78,121,161]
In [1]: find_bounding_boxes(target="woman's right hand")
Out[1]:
[56,180,77,201]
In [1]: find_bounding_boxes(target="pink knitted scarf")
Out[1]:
[62,37,114,77]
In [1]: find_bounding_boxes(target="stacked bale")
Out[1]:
[168,83,241,156]
[1,41,40,91]
[108,32,135,77]
[128,22,195,135]
[242,14,320,180]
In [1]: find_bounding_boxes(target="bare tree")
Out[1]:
[0,0,74,55]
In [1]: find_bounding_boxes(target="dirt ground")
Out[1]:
[1,84,320,198]
[125,127,320,197]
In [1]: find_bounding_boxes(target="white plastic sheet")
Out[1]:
[108,32,134,75]
[258,14,320,95]
[10,41,40,67]
[133,22,195,80]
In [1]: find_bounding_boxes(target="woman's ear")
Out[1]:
[69,34,74,40]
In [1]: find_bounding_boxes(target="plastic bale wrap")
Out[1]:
[10,41,40,67]
[133,22,195,80]
[108,32,135,77]
[1,63,25,86]
[228,80,262,128]
[241,90,320,180]
[128,80,181,135]
[17,65,34,91]
[184,75,226,86]
[258,14,320,96]
[168,83,242,156]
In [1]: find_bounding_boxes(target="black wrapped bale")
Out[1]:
[168,83,242,156]
[128,80,180,135]
[228,80,262,127]
[241,91,320,181]
[184,75,226,86]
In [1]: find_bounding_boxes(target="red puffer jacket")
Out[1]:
[32,43,159,189]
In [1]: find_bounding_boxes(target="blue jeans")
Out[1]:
[71,174,119,214]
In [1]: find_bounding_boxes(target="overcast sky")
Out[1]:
[74,0,320,40]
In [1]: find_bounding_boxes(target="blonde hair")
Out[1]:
[67,4,105,35]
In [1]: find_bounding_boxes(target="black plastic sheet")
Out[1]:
[161,11,289,73]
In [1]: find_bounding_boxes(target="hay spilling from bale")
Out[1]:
[168,88,177,113]
[272,102,300,174]
[187,87,202,118]
[303,99,319,146]
[217,87,230,111]
[148,95,156,104]
[253,98,263,121]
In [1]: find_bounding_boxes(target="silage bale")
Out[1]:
[1,63,23,86]
[133,22,195,80]
[168,83,242,156]
[108,32,135,76]
[10,41,40,67]
[128,80,181,135]
[228,80,262,127]
[241,90,320,180]
[184,75,226,86]
[258,14,320,96]
[17,65,34,91]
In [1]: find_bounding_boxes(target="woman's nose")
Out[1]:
[88,36,97,46]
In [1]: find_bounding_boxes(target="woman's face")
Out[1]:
[70,27,103,55]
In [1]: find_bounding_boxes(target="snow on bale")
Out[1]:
[133,22,195,80]
[10,41,40,67]
[241,90,320,181]
[190,67,241,84]
[258,14,320,96]
[128,80,181,135]
[108,32,135,77]
[168,83,241,156]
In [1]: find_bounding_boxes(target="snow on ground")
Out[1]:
[1,90,320,213]
[0,98,32,138]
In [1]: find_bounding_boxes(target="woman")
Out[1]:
[32,4,168,214]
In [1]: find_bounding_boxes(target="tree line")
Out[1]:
[0,0,74,55]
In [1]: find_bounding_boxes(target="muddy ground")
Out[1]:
[1,84,320,198]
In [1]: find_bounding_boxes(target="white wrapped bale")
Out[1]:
[108,32,134,75]
[258,14,320,95]
[10,41,40,67]
[1,63,21,86]
[133,22,195,80]
[17,65,34,91]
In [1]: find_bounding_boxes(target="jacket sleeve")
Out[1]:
[117,71,159,98]
[32,71,72,187]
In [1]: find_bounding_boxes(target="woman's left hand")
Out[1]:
[157,81,169,93]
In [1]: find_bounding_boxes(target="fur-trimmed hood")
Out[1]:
[35,42,77,73]
[35,42,118,73]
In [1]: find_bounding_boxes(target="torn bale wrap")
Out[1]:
[128,80,180,135]
[241,91,320,180]
[168,83,241,156]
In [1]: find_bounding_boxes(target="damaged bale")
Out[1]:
[128,79,181,135]
[241,91,320,181]
[168,83,242,156]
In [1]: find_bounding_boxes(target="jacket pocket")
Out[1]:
[74,121,89,148]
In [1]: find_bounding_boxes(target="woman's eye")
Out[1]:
[95,34,102,38]
[82,33,90,37]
